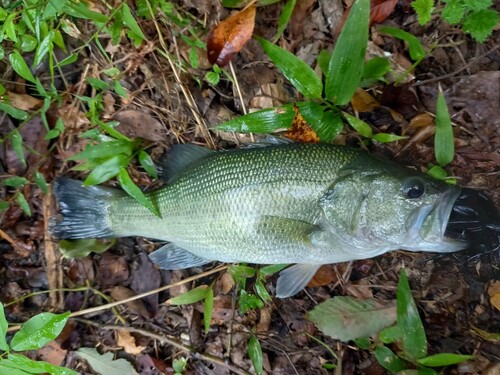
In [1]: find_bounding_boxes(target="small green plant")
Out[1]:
[412,0,499,42]
[308,270,473,374]
[0,303,75,375]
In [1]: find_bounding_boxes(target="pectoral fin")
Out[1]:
[149,243,212,269]
[275,264,321,298]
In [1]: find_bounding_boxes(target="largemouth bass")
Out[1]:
[51,142,470,297]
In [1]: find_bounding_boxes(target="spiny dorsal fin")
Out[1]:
[159,144,215,183]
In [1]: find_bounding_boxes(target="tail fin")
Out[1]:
[50,178,122,239]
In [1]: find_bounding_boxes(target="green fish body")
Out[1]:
[51,143,466,297]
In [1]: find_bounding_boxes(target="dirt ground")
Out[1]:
[0,0,499,374]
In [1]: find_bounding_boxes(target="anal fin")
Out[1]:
[275,264,321,298]
[149,243,212,270]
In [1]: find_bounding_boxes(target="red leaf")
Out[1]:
[371,0,398,24]
[207,5,256,66]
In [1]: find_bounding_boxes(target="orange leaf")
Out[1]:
[371,0,398,24]
[284,105,320,143]
[307,265,339,287]
[351,88,380,113]
[207,5,256,66]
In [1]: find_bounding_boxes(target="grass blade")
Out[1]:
[434,85,454,166]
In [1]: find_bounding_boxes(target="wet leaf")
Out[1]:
[374,345,408,373]
[207,5,256,66]
[255,36,322,99]
[434,85,454,166]
[296,102,343,141]
[216,104,295,133]
[167,285,209,305]
[307,296,396,341]
[10,311,70,351]
[77,348,138,375]
[1,353,77,375]
[0,303,8,351]
[83,154,130,186]
[343,112,373,138]
[378,27,426,61]
[379,325,402,344]
[371,0,398,24]
[284,105,320,143]
[417,353,474,367]
[248,336,263,375]
[34,30,54,67]
[204,287,214,332]
[9,50,36,82]
[397,269,427,360]
[325,0,370,105]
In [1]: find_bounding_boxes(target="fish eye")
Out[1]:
[402,177,426,199]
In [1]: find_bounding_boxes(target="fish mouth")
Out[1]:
[406,185,465,252]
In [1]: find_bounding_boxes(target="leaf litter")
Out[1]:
[0,0,499,374]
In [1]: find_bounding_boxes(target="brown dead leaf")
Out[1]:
[6,92,43,111]
[207,5,256,66]
[36,341,67,366]
[371,0,398,24]
[408,113,434,130]
[117,329,146,355]
[488,281,500,312]
[110,286,150,318]
[96,253,129,288]
[284,106,320,143]
[113,110,167,142]
[308,265,338,288]
[351,88,380,113]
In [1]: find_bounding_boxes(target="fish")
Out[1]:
[50,142,495,298]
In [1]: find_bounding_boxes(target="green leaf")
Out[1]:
[103,67,121,78]
[69,140,134,161]
[16,192,31,216]
[0,303,9,351]
[55,53,78,67]
[216,104,295,133]
[172,358,187,374]
[378,27,426,61]
[10,311,70,351]
[297,102,344,141]
[0,102,29,120]
[19,35,38,52]
[59,239,115,259]
[189,48,199,68]
[229,265,257,279]
[113,81,128,98]
[76,348,138,375]
[0,7,7,21]
[3,353,77,375]
[259,264,288,276]
[397,269,427,361]
[307,296,396,341]
[138,151,158,179]
[317,50,331,77]
[379,324,402,344]
[343,112,373,138]
[372,133,408,143]
[204,287,214,333]
[462,9,499,43]
[118,168,160,217]
[11,129,26,168]
[86,77,109,91]
[411,0,435,25]
[121,4,145,41]
[3,14,18,43]
[434,87,454,166]
[34,172,48,194]
[0,200,9,211]
[97,120,132,142]
[63,2,108,23]
[0,364,30,375]
[2,176,28,188]
[442,0,465,24]
[373,345,408,373]
[417,353,474,367]
[167,285,209,305]
[463,0,492,12]
[205,71,220,85]
[43,0,68,19]
[9,51,36,83]
[238,291,264,313]
[361,57,391,87]
[44,129,61,140]
[34,30,54,67]
[427,165,448,180]
[353,337,371,350]
[248,336,263,375]
[325,0,370,105]
[83,154,130,186]
[255,36,323,99]
[274,0,297,41]
[254,279,271,302]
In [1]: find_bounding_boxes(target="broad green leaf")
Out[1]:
[379,324,402,344]
[434,88,454,166]
[274,0,297,41]
[113,81,128,98]
[464,0,493,12]
[0,7,7,21]
[360,57,391,87]
[307,296,396,342]
[397,269,427,360]
[3,353,77,375]
[59,239,115,259]
[0,102,29,120]
[97,120,132,142]
[216,104,295,133]
[248,336,263,375]
[317,49,331,77]
[11,129,26,168]
[204,287,214,333]
[86,77,109,91]
[83,154,130,186]
[462,9,499,43]
[417,353,474,367]
[229,265,257,279]
[353,337,371,350]
[255,36,322,99]
[412,0,435,25]
[43,0,68,19]
[0,200,9,211]
[238,291,264,313]
[259,264,287,276]
[55,53,78,67]
[118,168,160,217]
[138,150,158,179]
[34,30,54,67]
[297,102,343,141]
[172,358,187,373]
[10,311,70,351]
[121,4,146,40]
[2,176,28,188]
[3,14,18,43]
[44,129,61,140]
[63,2,108,23]
[20,35,38,52]
[167,285,209,305]
[325,0,370,105]
[0,303,8,351]
[77,348,138,375]
[343,112,373,138]
[427,165,448,180]
[0,364,30,375]
[34,172,48,193]
[9,51,36,82]
[205,71,220,85]
[254,279,271,302]
[69,140,134,161]
[442,0,465,24]
[372,133,408,143]
[373,345,408,373]
[378,27,426,61]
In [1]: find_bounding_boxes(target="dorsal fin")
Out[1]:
[159,144,215,183]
